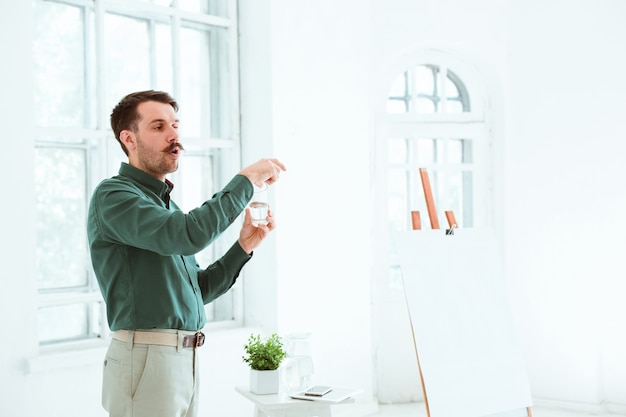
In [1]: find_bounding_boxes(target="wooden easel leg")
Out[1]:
[419,168,439,230]
[411,211,421,230]
[444,210,457,229]
[408,316,431,417]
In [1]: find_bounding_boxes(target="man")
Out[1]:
[87,90,286,417]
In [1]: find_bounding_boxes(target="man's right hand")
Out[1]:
[239,158,287,187]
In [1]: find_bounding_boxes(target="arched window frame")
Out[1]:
[373,49,491,239]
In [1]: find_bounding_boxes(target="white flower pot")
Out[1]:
[250,369,279,395]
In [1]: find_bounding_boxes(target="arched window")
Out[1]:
[372,51,491,402]
[383,62,482,231]
[387,65,470,114]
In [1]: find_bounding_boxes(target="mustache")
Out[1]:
[163,143,185,153]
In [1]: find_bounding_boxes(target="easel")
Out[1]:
[411,168,458,234]
[406,168,533,417]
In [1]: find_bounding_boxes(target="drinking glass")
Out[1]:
[249,183,269,226]
[281,333,314,393]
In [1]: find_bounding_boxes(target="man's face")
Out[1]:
[124,100,182,181]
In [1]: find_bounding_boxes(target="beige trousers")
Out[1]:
[102,331,200,417]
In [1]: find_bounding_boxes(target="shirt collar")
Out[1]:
[118,162,174,201]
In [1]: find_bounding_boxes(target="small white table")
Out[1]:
[235,386,354,417]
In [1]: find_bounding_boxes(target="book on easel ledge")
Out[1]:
[289,386,363,403]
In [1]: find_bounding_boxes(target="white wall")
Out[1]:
[369,0,626,413]
[239,0,377,411]
[2,1,626,416]
[504,0,626,412]
[0,2,41,416]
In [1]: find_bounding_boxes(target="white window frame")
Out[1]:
[33,0,242,352]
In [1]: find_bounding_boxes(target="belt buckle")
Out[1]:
[195,331,205,347]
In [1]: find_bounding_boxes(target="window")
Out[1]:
[385,64,478,232]
[380,59,488,287]
[372,52,491,399]
[387,65,470,114]
[33,0,240,346]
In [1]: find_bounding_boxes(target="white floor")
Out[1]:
[367,403,624,417]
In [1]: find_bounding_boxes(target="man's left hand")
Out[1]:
[237,207,275,254]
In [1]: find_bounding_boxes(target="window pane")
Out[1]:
[387,65,471,115]
[414,97,435,113]
[33,2,87,128]
[135,0,172,6]
[415,138,437,164]
[446,100,464,113]
[446,76,460,98]
[105,13,151,112]
[414,65,435,95]
[155,23,174,93]
[448,139,473,164]
[437,171,473,228]
[429,170,441,200]
[135,0,228,15]
[38,302,101,344]
[388,138,407,164]
[442,171,462,226]
[208,288,234,320]
[388,73,407,97]
[179,25,212,138]
[35,147,88,290]
[178,153,216,234]
[179,0,205,12]
[179,0,228,16]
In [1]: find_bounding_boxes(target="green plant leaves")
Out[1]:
[242,333,286,371]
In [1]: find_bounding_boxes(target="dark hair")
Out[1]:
[110,90,179,156]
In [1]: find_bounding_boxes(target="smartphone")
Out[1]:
[304,385,333,396]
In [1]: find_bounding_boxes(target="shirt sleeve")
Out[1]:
[196,241,253,304]
[89,175,252,256]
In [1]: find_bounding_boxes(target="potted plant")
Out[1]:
[242,333,286,394]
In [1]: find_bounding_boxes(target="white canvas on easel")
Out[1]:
[394,228,532,417]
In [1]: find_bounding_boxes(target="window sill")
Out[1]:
[26,338,109,374]
[25,322,249,375]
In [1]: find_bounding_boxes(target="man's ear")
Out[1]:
[119,130,136,152]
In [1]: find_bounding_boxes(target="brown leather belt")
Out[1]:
[113,330,205,348]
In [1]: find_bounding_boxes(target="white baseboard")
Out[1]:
[606,403,626,415]
[532,397,626,415]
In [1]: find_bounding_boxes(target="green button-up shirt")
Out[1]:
[88,162,253,331]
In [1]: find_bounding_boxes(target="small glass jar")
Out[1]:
[281,332,314,393]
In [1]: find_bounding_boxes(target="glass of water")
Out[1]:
[281,333,314,393]
[249,183,269,226]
